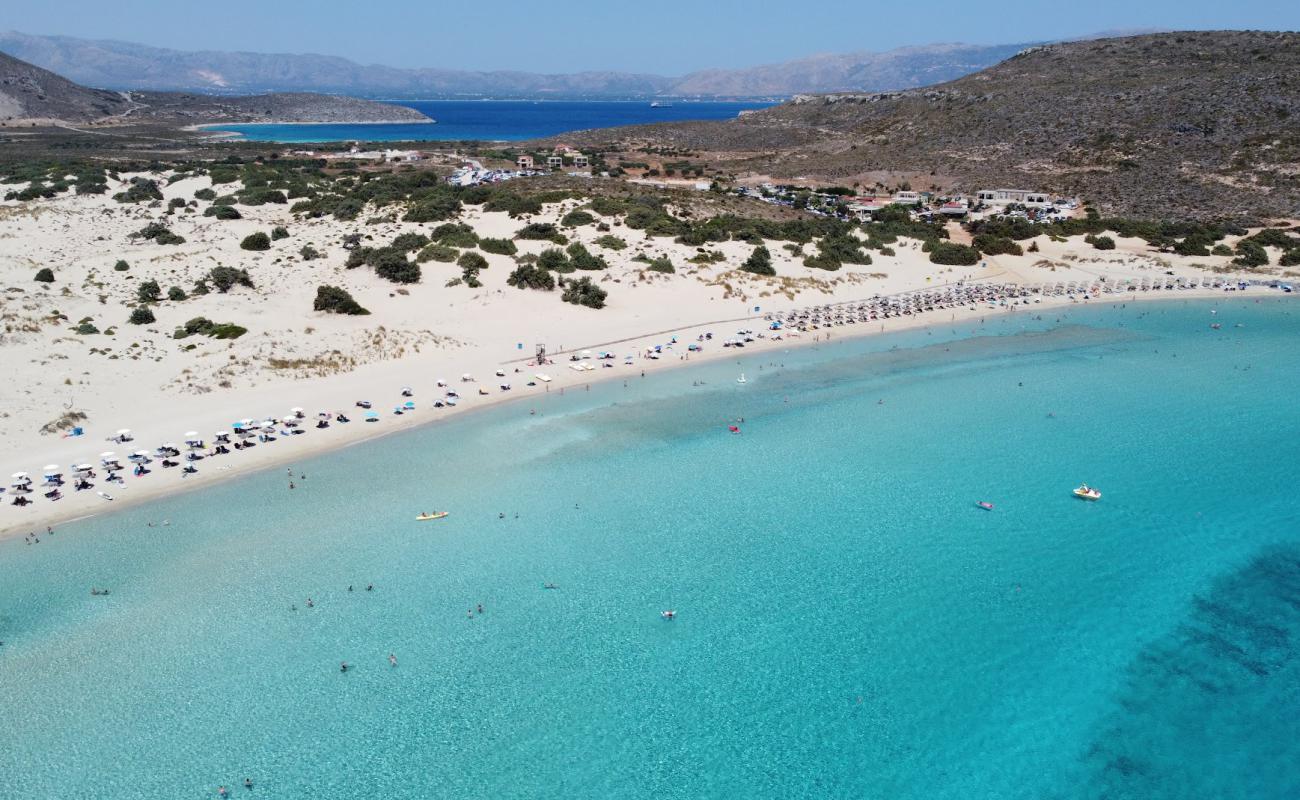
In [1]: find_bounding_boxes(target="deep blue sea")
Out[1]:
[2,297,1299,798]
[204,100,771,142]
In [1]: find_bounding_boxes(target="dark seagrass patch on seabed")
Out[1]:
[1078,544,1300,800]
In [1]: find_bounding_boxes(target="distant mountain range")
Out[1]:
[0,50,430,125]
[0,30,1042,98]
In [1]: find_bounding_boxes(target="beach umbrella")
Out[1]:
[100,451,116,460]
[11,471,29,482]
[318,410,330,418]
[290,407,304,416]
[73,463,92,471]
[403,401,415,409]
[116,428,131,436]
[43,465,60,475]
[365,411,379,420]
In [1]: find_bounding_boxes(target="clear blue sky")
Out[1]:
[8,0,1298,74]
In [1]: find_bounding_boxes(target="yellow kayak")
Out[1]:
[416,512,449,521]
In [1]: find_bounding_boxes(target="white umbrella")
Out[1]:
[184,431,199,439]
[290,407,304,414]
[43,465,60,474]
[11,471,29,479]
[73,463,92,471]
[116,428,131,436]
[100,452,116,460]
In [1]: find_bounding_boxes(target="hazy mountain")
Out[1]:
[560,31,1300,220]
[0,30,1036,98]
[0,50,429,124]
[670,43,1034,96]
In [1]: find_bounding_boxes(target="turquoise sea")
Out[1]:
[205,100,771,142]
[2,297,1299,799]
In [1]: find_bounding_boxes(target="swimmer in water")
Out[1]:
[243,778,253,789]
[389,653,397,667]
[477,603,484,614]
[340,661,349,673]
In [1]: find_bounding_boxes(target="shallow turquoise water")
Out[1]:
[2,298,1299,798]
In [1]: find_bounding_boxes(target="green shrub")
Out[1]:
[240,232,271,251]
[479,237,517,256]
[390,232,431,252]
[183,317,215,335]
[594,235,627,251]
[271,226,290,241]
[204,204,242,220]
[137,279,162,303]
[537,248,573,273]
[566,243,607,271]
[114,177,163,204]
[1085,234,1116,251]
[1279,249,1300,267]
[300,245,323,261]
[560,276,607,309]
[431,223,479,248]
[1211,244,1234,256]
[972,234,1024,256]
[128,306,155,325]
[208,266,254,293]
[313,285,370,315]
[928,242,980,266]
[516,223,567,244]
[457,251,489,271]
[1232,240,1268,268]
[741,245,775,276]
[194,188,216,201]
[645,257,675,274]
[561,209,595,227]
[416,244,458,263]
[374,252,421,284]
[132,222,185,245]
[34,267,55,283]
[113,260,130,272]
[167,286,187,301]
[208,323,247,340]
[507,263,556,291]
[75,321,99,335]
[802,253,841,271]
[404,196,461,223]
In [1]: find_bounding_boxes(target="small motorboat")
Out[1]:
[660,610,676,620]
[976,501,994,511]
[728,425,740,434]
[1073,485,1102,501]
[416,512,450,521]
[736,373,747,384]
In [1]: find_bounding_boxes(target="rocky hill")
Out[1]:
[562,31,1300,220]
[0,29,1036,98]
[0,50,429,125]
[0,50,130,121]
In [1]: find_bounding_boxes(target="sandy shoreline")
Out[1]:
[0,286,1267,540]
[3,169,1292,541]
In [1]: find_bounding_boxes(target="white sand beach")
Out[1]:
[1,171,1292,537]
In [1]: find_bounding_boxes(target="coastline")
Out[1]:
[1,286,1270,540]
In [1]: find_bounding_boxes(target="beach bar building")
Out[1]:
[977,188,1051,207]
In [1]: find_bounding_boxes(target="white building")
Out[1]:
[977,189,1050,207]
[892,190,922,204]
